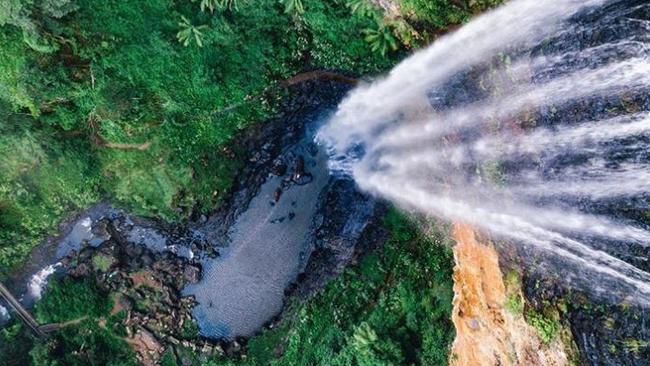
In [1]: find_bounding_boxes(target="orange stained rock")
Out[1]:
[450,223,570,366]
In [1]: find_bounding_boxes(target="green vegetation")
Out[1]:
[526,309,559,344]
[34,277,110,324]
[2,277,136,365]
[0,0,399,272]
[622,338,650,355]
[504,270,525,315]
[206,210,456,365]
[30,319,138,366]
[92,253,115,272]
[0,111,100,273]
[0,0,503,274]
[400,0,499,29]
[3,210,457,366]
[0,322,35,366]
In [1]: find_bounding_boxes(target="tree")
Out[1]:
[0,0,31,29]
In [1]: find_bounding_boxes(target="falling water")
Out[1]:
[319,0,650,304]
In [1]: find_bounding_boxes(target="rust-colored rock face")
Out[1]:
[126,328,164,366]
[450,223,569,366]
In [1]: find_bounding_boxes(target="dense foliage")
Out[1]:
[204,210,456,366]
[0,0,397,271]
[1,277,133,366]
[30,318,138,366]
[34,277,111,324]
[0,0,503,273]
[0,322,35,366]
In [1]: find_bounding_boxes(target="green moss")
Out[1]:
[399,0,504,31]
[181,319,200,340]
[503,270,524,315]
[161,349,179,366]
[526,309,559,344]
[505,293,524,315]
[622,338,650,355]
[29,319,138,366]
[26,278,139,365]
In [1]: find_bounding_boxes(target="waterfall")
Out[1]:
[319,0,650,305]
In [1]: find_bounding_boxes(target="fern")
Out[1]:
[363,24,398,56]
[280,0,305,15]
[176,15,208,47]
[346,0,378,18]
[192,0,240,13]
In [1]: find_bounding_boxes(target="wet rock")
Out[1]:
[292,172,313,186]
[213,343,225,356]
[271,159,288,176]
[78,246,95,262]
[291,155,312,185]
[201,343,214,355]
[69,262,91,277]
[206,246,219,259]
[125,243,144,258]
[292,178,386,297]
[118,295,134,312]
[183,265,202,284]
[226,340,242,356]
[307,142,318,157]
[141,254,154,267]
[273,187,283,202]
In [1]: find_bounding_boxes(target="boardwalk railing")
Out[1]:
[0,282,46,337]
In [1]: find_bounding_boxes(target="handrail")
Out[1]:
[0,282,46,337]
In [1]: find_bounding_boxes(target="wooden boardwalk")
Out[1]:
[0,282,62,336]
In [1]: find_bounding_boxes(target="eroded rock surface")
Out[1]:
[450,223,572,366]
